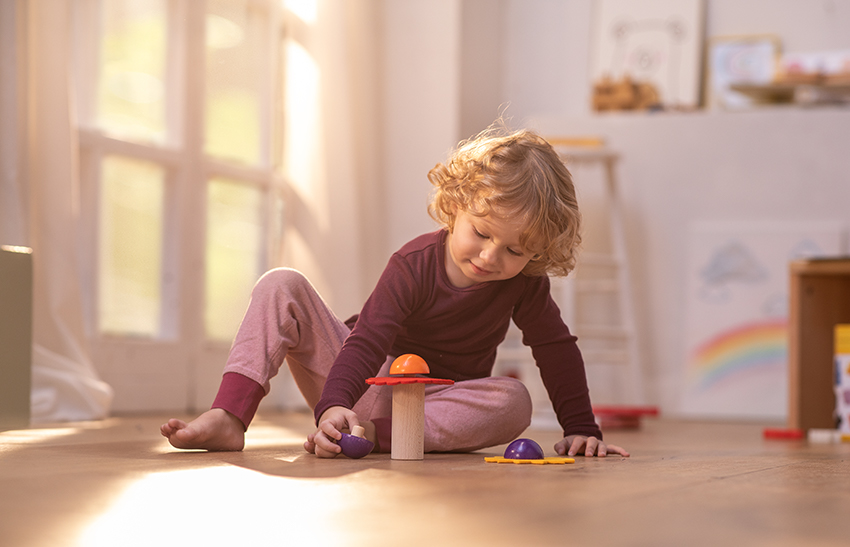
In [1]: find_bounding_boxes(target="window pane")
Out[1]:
[99,156,164,337]
[98,0,167,144]
[205,0,263,165]
[206,178,264,341]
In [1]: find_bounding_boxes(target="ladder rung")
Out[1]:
[555,148,619,163]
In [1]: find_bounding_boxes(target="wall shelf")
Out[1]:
[730,81,850,105]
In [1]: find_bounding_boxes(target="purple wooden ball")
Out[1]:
[337,432,374,459]
[504,438,544,460]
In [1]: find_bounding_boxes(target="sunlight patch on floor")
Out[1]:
[0,427,81,444]
[0,419,118,449]
[243,421,307,449]
[78,465,353,546]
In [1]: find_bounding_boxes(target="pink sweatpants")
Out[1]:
[222,268,532,452]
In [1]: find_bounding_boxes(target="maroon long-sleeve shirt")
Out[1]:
[314,230,602,440]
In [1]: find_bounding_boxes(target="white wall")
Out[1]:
[533,109,850,413]
[379,0,850,416]
[500,0,850,414]
[381,0,462,258]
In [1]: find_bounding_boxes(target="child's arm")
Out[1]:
[303,405,360,458]
[555,435,630,458]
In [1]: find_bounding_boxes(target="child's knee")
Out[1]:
[253,268,309,297]
[494,377,533,436]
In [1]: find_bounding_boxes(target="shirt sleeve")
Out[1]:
[313,253,420,423]
[512,276,603,440]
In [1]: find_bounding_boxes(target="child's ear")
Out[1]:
[447,204,459,232]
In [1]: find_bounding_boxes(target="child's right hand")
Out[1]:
[303,406,361,458]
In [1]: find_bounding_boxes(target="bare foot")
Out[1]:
[160,408,245,451]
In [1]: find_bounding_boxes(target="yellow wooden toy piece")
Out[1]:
[484,456,575,465]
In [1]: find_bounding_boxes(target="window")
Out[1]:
[74,0,287,411]
[98,156,165,337]
[205,177,265,341]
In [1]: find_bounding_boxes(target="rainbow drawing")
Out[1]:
[688,319,788,392]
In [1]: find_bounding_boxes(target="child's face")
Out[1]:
[445,209,534,288]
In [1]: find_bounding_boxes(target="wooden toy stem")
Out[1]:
[351,425,366,438]
[391,383,425,460]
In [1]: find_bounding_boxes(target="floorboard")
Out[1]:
[1,412,848,546]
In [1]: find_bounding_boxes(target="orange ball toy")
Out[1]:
[389,354,430,375]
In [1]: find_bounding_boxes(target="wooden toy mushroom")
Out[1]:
[366,354,453,460]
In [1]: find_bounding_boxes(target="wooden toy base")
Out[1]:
[391,383,425,460]
[366,372,454,461]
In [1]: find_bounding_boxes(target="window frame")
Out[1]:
[73,0,287,411]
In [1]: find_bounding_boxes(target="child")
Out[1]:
[161,126,629,458]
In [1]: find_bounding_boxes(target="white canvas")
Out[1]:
[680,221,845,420]
[591,0,704,108]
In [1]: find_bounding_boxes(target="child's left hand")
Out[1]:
[555,435,630,458]
[304,406,359,458]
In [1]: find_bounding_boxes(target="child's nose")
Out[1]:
[480,243,498,264]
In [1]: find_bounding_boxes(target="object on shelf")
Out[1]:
[780,49,850,85]
[777,72,824,86]
[825,72,850,86]
[592,75,661,112]
[727,49,850,106]
[707,34,780,110]
[730,81,850,106]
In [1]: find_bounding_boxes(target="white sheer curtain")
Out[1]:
[0,0,112,423]
[0,0,381,420]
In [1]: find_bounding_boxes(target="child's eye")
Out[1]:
[507,248,523,257]
[473,227,488,239]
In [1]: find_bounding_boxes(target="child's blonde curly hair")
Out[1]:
[428,126,581,277]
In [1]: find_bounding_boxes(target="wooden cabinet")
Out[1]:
[787,259,850,430]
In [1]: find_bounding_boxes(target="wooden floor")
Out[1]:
[1,412,849,547]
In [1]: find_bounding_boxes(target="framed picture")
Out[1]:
[591,0,705,110]
[707,35,781,109]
